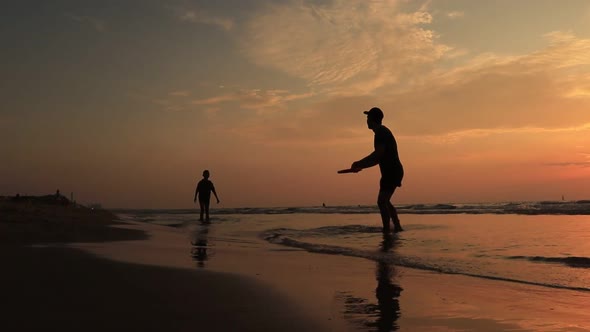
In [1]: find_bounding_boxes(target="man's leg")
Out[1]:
[377,190,394,233]
[388,200,403,232]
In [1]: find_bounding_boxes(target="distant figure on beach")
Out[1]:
[194,170,220,222]
[54,189,69,205]
[350,107,404,233]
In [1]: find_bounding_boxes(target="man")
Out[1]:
[194,170,220,222]
[351,107,404,233]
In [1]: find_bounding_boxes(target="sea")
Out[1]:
[112,200,590,293]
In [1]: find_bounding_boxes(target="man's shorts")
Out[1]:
[380,177,401,192]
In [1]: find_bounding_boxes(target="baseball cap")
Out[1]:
[363,107,383,121]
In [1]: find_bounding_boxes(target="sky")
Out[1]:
[2,0,590,208]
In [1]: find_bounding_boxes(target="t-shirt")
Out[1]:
[374,125,404,186]
[196,179,216,201]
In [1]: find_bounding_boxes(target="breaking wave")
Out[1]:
[261,226,590,292]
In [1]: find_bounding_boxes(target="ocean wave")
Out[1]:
[506,256,590,268]
[262,227,590,292]
[263,224,444,240]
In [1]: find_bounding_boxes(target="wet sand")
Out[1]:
[0,202,325,331]
[0,246,326,331]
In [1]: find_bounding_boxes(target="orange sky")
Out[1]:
[1,1,590,208]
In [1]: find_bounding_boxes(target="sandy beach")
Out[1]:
[3,200,590,331]
[0,201,325,331]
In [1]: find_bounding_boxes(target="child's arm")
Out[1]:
[194,183,199,202]
[212,184,220,204]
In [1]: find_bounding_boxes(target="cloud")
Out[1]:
[209,94,377,148]
[527,31,590,69]
[168,90,190,97]
[446,11,464,19]
[173,6,233,30]
[151,98,186,112]
[221,32,590,147]
[239,0,450,93]
[544,161,590,168]
[150,87,314,114]
[373,32,590,136]
[191,88,314,111]
[66,14,106,32]
[401,123,590,144]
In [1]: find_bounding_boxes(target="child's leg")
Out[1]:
[199,201,205,221]
[204,200,211,221]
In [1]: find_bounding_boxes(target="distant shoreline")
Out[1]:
[109,200,590,216]
[0,197,147,245]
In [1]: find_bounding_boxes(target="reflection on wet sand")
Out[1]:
[191,221,212,268]
[373,233,403,331]
[339,233,403,331]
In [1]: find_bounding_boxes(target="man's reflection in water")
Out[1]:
[191,221,211,268]
[374,233,403,331]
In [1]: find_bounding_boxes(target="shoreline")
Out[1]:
[0,200,147,245]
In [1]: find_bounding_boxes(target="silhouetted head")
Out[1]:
[202,170,210,179]
[364,107,383,129]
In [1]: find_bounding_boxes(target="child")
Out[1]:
[194,170,220,221]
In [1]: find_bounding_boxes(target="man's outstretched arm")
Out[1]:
[351,144,385,170]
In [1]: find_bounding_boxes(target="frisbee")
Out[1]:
[337,168,361,174]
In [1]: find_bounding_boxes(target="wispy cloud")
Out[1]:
[202,29,590,146]
[151,98,187,112]
[401,123,590,144]
[171,5,233,30]
[544,161,590,168]
[209,94,377,148]
[239,0,450,93]
[65,13,106,32]
[446,11,464,19]
[373,32,590,136]
[151,87,313,114]
[232,31,590,147]
[191,89,314,111]
[527,31,590,69]
[168,90,190,97]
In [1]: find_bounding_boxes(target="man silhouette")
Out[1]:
[194,170,220,222]
[351,107,404,233]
